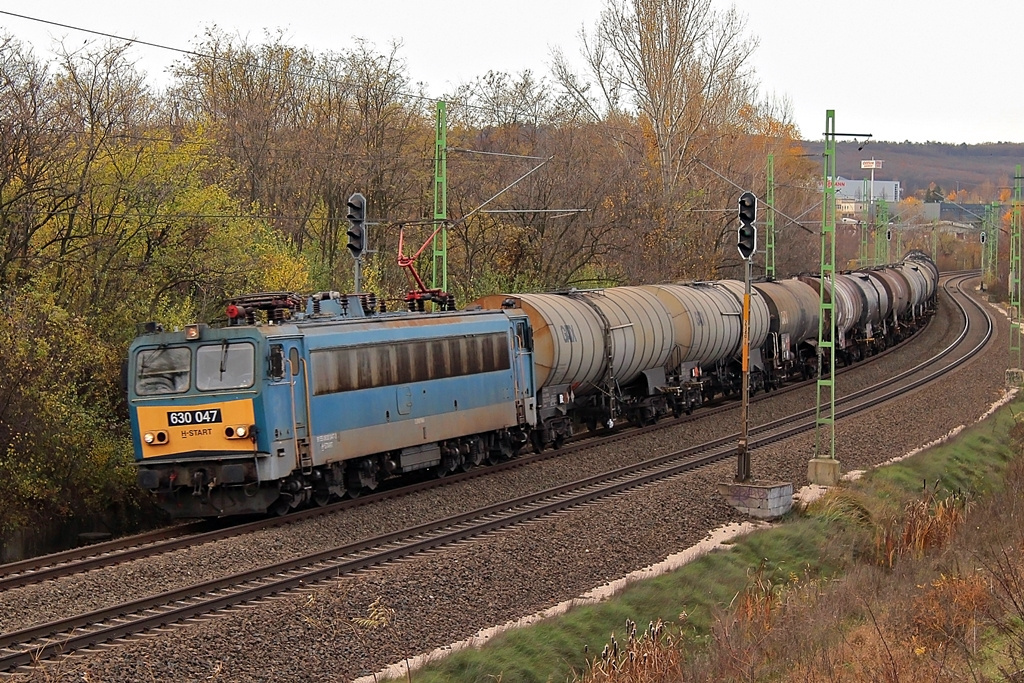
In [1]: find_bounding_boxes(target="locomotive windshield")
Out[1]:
[135,346,191,395]
[196,341,255,391]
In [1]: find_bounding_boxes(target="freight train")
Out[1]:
[127,251,938,518]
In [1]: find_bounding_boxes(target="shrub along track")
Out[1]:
[0,273,993,678]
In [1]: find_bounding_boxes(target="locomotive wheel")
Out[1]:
[272,497,291,516]
[313,490,331,507]
[586,419,598,433]
[553,434,565,450]
[346,487,363,499]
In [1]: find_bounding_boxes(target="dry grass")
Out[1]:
[576,619,684,682]
[873,485,971,569]
[575,455,1023,682]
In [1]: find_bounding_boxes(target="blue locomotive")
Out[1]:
[128,252,938,518]
[129,292,536,517]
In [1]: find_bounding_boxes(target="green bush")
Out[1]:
[0,289,140,534]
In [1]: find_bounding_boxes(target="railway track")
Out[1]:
[0,272,990,674]
[0,274,950,592]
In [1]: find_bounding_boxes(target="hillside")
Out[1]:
[799,140,1024,200]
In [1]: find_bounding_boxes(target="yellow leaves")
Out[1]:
[0,288,134,533]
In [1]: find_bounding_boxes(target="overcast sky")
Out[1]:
[1,1,1019,145]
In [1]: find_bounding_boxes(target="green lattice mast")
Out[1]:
[983,203,995,284]
[1011,165,1022,369]
[874,198,890,265]
[431,101,448,294]
[811,110,838,479]
[994,201,1001,280]
[987,200,995,282]
[766,153,776,279]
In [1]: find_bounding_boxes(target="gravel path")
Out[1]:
[11,284,1007,682]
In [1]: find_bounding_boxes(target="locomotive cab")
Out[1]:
[129,323,278,517]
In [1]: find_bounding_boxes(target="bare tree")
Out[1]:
[0,35,78,287]
[551,0,761,280]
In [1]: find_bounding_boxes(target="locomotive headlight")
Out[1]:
[224,425,253,439]
[143,431,168,445]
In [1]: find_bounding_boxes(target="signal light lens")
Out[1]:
[144,432,155,444]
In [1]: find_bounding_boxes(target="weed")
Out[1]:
[574,619,682,682]
[873,484,971,569]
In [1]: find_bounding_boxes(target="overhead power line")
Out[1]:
[0,9,499,113]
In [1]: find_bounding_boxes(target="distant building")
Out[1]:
[921,202,987,225]
[833,176,902,203]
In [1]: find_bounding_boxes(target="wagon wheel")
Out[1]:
[272,497,292,516]
[531,430,545,454]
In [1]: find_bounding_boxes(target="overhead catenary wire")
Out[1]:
[0,9,508,114]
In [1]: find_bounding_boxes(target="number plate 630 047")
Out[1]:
[166,409,222,426]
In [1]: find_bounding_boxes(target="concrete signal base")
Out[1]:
[1006,368,1024,388]
[719,480,794,520]
[808,458,841,486]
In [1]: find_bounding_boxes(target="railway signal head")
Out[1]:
[886,228,892,242]
[737,191,757,260]
[346,192,367,259]
[981,231,987,245]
